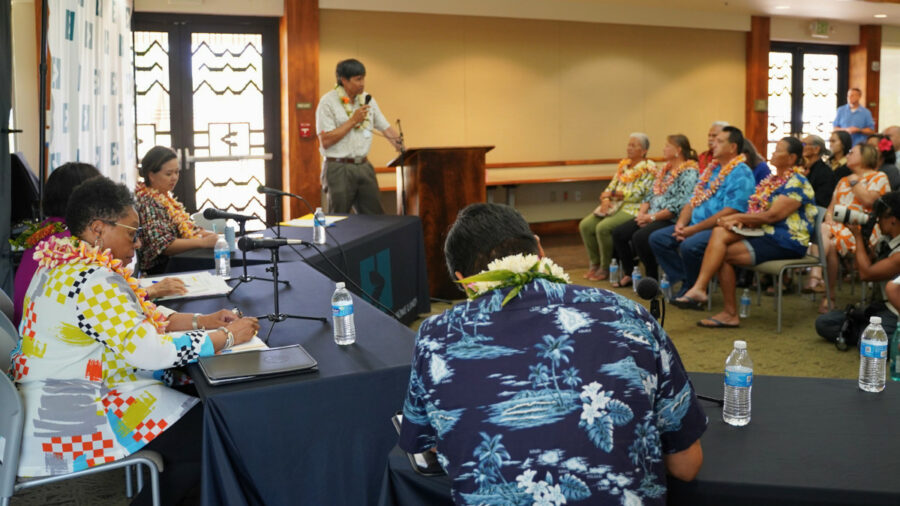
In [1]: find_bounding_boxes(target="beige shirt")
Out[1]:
[315,88,390,158]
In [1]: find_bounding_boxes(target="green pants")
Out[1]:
[322,160,384,214]
[579,208,634,269]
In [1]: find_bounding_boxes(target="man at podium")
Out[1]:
[316,58,402,214]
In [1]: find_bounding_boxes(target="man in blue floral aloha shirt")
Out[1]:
[399,203,707,506]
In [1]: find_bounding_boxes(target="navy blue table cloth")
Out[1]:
[379,373,900,506]
[168,215,431,324]
[167,261,416,505]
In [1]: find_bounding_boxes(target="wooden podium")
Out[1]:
[389,146,494,300]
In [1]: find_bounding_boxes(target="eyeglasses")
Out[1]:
[104,221,143,243]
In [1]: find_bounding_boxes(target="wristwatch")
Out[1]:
[650,214,656,222]
[192,313,203,330]
[849,179,859,187]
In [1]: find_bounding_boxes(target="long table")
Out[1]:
[167,262,417,506]
[379,373,900,505]
[168,215,431,324]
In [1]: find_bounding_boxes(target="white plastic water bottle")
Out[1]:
[214,236,231,277]
[631,266,642,294]
[859,316,888,392]
[313,207,327,245]
[739,288,751,318]
[609,259,620,285]
[723,340,753,426]
[331,282,356,345]
[660,274,672,301]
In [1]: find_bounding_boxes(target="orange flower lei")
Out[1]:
[335,85,370,130]
[747,167,803,214]
[653,160,698,196]
[135,182,200,239]
[689,154,747,208]
[34,236,169,332]
[613,158,653,185]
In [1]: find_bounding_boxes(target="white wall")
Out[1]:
[771,17,860,45]
[134,0,283,16]
[10,0,39,171]
[881,26,900,128]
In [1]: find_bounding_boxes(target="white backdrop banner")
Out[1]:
[47,0,136,186]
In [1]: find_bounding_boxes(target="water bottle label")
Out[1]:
[215,250,229,260]
[860,341,887,359]
[724,370,753,387]
[332,304,354,317]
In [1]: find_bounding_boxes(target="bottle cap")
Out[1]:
[336,282,345,289]
[734,340,747,349]
[870,316,882,325]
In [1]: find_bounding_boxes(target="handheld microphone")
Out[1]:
[203,208,256,222]
[636,277,662,301]
[237,236,305,251]
[365,94,372,105]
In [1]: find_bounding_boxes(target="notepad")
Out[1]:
[280,214,348,228]
[139,271,231,301]
[198,345,318,384]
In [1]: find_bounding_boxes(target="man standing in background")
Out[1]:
[316,59,402,214]
[833,88,875,147]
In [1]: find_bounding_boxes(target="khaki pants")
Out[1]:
[322,160,384,214]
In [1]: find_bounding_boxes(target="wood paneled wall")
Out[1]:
[850,24,882,129]
[745,16,769,157]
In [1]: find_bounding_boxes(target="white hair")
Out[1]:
[629,132,650,151]
[711,121,729,129]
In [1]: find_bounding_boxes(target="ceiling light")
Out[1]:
[875,14,888,18]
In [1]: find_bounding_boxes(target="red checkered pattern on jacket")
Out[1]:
[101,389,135,418]
[41,432,116,467]
[12,355,28,380]
[132,418,168,443]
[20,301,37,339]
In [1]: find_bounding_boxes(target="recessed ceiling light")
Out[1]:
[775,5,790,9]
[875,13,888,18]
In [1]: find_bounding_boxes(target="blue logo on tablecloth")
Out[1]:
[360,248,393,310]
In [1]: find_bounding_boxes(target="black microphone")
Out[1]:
[203,208,256,222]
[365,94,372,105]
[636,277,662,301]
[257,185,292,197]
[237,236,305,251]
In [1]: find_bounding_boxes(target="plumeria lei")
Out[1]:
[335,84,370,130]
[747,167,803,214]
[653,159,698,196]
[689,154,747,208]
[34,236,169,332]
[612,158,651,185]
[456,254,570,307]
[135,182,200,239]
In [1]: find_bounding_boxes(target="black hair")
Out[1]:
[830,131,852,159]
[65,177,135,237]
[139,146,177,181]
[868,134,897,165]
[741,138,765,167]
[335,59,366,86]
[876,191,900,220]
[780,137,803,166]
[667,134,698,162]
[722,125,744,154]
[444,203,539,280]
[43,162,101,217]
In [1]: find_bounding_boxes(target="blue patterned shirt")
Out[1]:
[760,173,818,254]
[690,162,755,225]
[399,280,708,505]
[644,168,700,216]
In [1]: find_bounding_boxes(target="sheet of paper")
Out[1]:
[280,214,347,228]
[139,271,231,301]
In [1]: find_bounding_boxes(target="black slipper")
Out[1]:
[672,296,706,310]
[697,317,740,328]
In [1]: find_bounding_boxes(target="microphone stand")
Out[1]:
[257,245,327,342]
[396,119,407,216]
[273,195,283,238]
[650,297,665,328]
[227,219,288,297]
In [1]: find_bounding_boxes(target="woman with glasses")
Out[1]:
[135,146,219,274]
[11,163,184,326]
[11,176,259,505]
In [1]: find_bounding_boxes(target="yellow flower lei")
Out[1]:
[747,167,803,214]
[34,236,169,332]
[613,158,651,185]
[334,85,370,130]
[653,160,698,196]
[135,182,200,239]
[689,154,747,208]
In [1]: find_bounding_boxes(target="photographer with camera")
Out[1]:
[808,143,889,313]
[815,192,900,347]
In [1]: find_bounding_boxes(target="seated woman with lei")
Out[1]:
[12,163,185,327]
[828,131,852,184]
[674,137,817,328]
[808,143,889,313]
[611,134,699,286]
[579,133,655,281]
[135,146,219,274]
[11,177,259,505]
